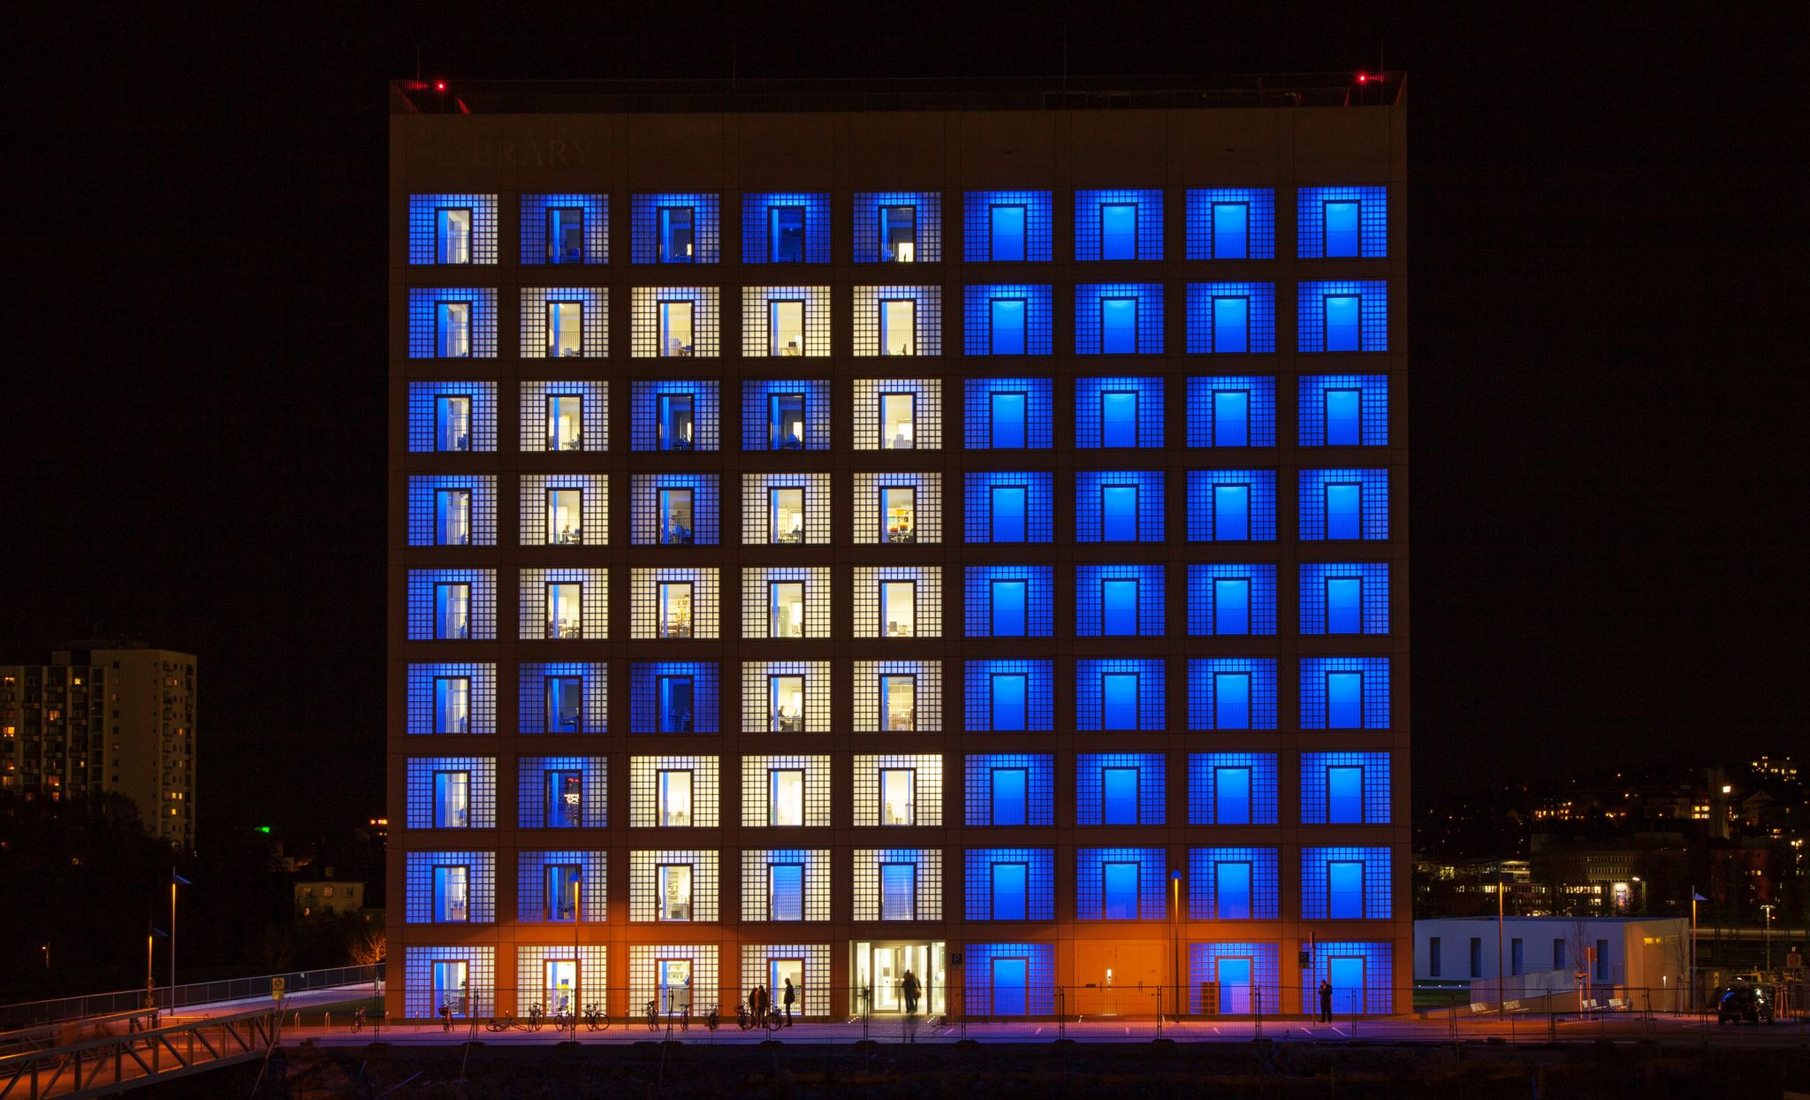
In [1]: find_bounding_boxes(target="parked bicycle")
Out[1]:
[485,1005,548,1033]
[644,999,660,1031]
[704,1004,721,1031]
[350,1007,366,1033]
[583,1003,610,1031]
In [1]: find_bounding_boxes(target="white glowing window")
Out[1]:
[659,488,694,545]
[434,677,470,734]
[880,393,916,450]
[436,395,471,451]
[658,864,693,921]
[437,207,472,264]
[660,300,694,357]
[769,582,805,639]
[434,583,470,640]
[880,299,915,356]
[881,582,915,638]
[771,300,805,357]
[546,395,583,451]
[436,489,471,546]
[546,490,582,545]
[768,675,805,732]
[882,674,916,732]
[657,770,693,827]
[882,487,916,544]
[658,583,694,640]
[769,769,805,826]
[547,301,583,357]
[880,768,915,826]
[546,583,581,639]
[769,488,805,545]
[437,302,471,357]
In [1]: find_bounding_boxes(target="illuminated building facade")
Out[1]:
[388,75,1408,1019]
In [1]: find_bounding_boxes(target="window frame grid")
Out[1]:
[962,472,1053,544]
[1184,188,1277,260]
[1184,469,1278,543]
[405,664,496,735]
[628,850,720,923]
[963,850,1056,921]
[740,567,833,640]
[739,944,832,1017]
[518,569,609,642]
[741,473,832,545]
[962,660,1054,732]
[629,474,720,546]
[739,755,833,828]
[406,569,497,641]
[1074,754,1167,826]
[520,192,608,265]
[963,377,1053,450]
[1074,848,1168,921]
[851,288,942,358]
[515,850,608,923]
[629,381,721,452]
[1296,186,1389,258]
[963,567,1054,638]
[1185,283,1278,355]
[962,285,1054,356]
[738,852,833,922]
[1187,943,1283,1015]
[1185,564,1279,636]
[1074,564,1165,638]
[520,475,609,548]
[852,472,942,545]
[629,755,721,829]
[1297,281,1389,353]
[630,286,720,358]
[853,191,943,264]
[850,378,942,450]
[516,756,609,830]
[630,193,720,264]
[740,661,832,733]
[407,289,498,358]
[405,756,497,829]
[1297,374,1389,447]
[1074,376,1165,449]
[740,380,833,451]
[851,661,942,733]
[1187,753,1280,826]
[740,287,833,358]
[1073,284,1165,355]
[404,851,497,924]
[1073,470,1166,543]
[519,287,608,358]
[1185,375,1278,448]
[1074,659,1166,732]
[1300,848,1393,920]
[1298,563,1391,635]
[408,193,498,266]
[514,945,609,1017]
[408,381,499,453]
[629,568,720,641]
[962,190,1053,262]
[517,662,608,735]
[629,662,720,734]
[1298,468,1391,541]
[1300,752,1393,824]
[740,193,832,265]
[627,945,720,1017]
[403,947,495,1019]
[519,381,609,453]
[851,754,944,827]
[1186,658,1280,731]
[850,849,943,922]
[1073,189,1164,261]
[1299,656,1392,730]
[850,566,941,639]
[1187,848,1281,920]
[407,476,498,547]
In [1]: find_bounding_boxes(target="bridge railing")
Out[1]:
[0,964,380,1030]
[0,1006,279,1099]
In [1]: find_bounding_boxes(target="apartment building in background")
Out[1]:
[0,644,198,850]
[388,74,1409,1020]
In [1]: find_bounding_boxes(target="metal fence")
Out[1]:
[0,964,382,1031]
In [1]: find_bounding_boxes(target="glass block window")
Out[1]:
[851,378,941,450]
[521,192,608,265]
[629,568,720,641]
[742,472,832,545]
[1187,943,1282,1015]
[516,851,608,922]
[963,472,1053,544]
[964,851,1056,921]
[963,285,1054,356]
[405,663,496,735]
[407,476,498,546]
[1298,375,1389,447]
[1185,284,1277,355]
[630,473,719,545]
[1187,753,1280,825]
[739,852,832,922]
[1074,848,1168,920]
[629,381,720,452]
[854,191,943,264]
[629,755,720,828]
[1074,564,1165,637]
[963,566,1054,638]
[963,191,1053,262]
[740,567,833,639]
[404,946,494,1019]
[1299,563,1391,635]
[1186,564,1279,636]
[1185,188,1277,260]
[520,380,609,453]
[406,756,498,829]
[1301,752,1393,825]
[518,568,609,641]
[1073,284,1164,355]
[964,378,1054,450]
[517,756,608,829]
[629,662,720,734]
[740,944,832,1017]
[1185,376,1277,447]
[408,289,497,358]
[407,569,497,641]
[1301,848,1392,920]
[741,379,832,450]
[1306,942,1394,1015]
[739,755,832,827]
[630,286,720,358]
[852,472,942,545]
[741,287,832,358]
[740,661,831,733]
[627,945,720,1016]
[629,850,720,922]
[851,287,941,358]
[851,566,941,638]
[518,662,607,735]
[1074,470,1165,542]
[1074,189,1163,261]
[963,660,1054,732]
[404,851,496,923]
[408,382,499,453]
[515,946,608,1017]
[742,192,831,264]
[964,943,1056,1016]
[520,474,609,547]
[630,193,721,264]
[963,754,1056,826]
[1074,754,1166,825]
[1300,657,1392,729]
[1298,468,1390,541]
[852,754,944,829]
[851,850,942,921]
[852,661,942,733]
[1074,376,1165,448]
[1298,281,1388,353]
[408,193,498,265]
[1184,469,1278,542]
[1187,849,1280,920]
[1298,186,1388,258]
[1074,659,1165,732]
[1187,659,1279,731]
[520,287,608,358]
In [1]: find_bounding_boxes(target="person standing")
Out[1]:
[782,977,796,1026]
[902,969,920,1015]
[1318,977,1334,1023]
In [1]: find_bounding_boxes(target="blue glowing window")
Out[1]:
[1324,201,1360,257]
[1102,298,1137,354]
[1326,388,1362,444]
[1186,283,1276,355]
[771,206,804,262]
[992,674,1027,731]
[1299,282,1388,353]
[742,379,830,452]
[1327,577,1363,633]
[992,394,1026,448]
[1075,285,1164,355]
[1213,203,1247,258]
[1301,658,1390,729]
[965,378,1052,450]
[1213,298,1248,353]
[1186,377,1276,447]
[1215,579,1250,635]
[1216,767,1252,824]
[1329,861,1364,918]
[879,863,916,921]
[632,194,719,264]
[1102,673,1138,730]
[631,381,720,453]
[1325,483,1362,540]
[769,864,803,921]
[963,285,1053,356]
[857,192,942,263]
[1305,941,1394,1014]
[1186,189,1276,259]
[1101,391,1137,447]
[880,205,915,262]
[522,194,607,265]
[991,580,1027,637]
[1298,186,1388,258]
[1078,755,1167,825]
[1328,766,1364,823]
[1188,659,1278,731]
[990,205,1026,261]
[966,661,1053,731]
[1102,579,1137,636]
[991,768,1026,825]
[1189,756,1279,826]
[1075,190,1162,260]
[1301,753,1391,824]
[1217,861,1252,918]
[632,663,719,734]
[1300,564,1389,635]
[1102,767,1138,824]
[965,754,1055,826]
[1328,672,1363,728]
[1299,469,1389,540]
[1215,672,1251,729]
[409,194,497,265]
[1212,390,1250,446]
[410,290,496,359]
[1076,377,1164,448]
[1101,204,1136,260]
[660,206,695,263]
[992,299,1025,354]
[992,863,1027,920]
[992,485,1027,542]
[1076,565,1164,637]
[1102,485,1138,541]
[1325,296,1360,352]
[1214,485,1249,541]
[1103,863,1139,919]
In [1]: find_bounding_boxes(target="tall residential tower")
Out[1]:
[388,75,1408,1020]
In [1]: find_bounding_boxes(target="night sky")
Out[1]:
[5,4,1804,835]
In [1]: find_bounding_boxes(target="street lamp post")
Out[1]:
[573,877,582,1020]
[1496,876,1507,1011]
[1170,870,1182,1020]
[1761,903,1776,975]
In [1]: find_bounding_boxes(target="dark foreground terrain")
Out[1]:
[141,1038,1810,1099]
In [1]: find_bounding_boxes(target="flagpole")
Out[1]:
[169,872,178,1012]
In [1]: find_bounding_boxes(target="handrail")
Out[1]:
[0,964,380,1030]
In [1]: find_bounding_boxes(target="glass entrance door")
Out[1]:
[853,942,945,1014]
[546,959,578,1016]
[431,960,468,1017]
[657,959,692,1016]
[1216,956,1252,1014]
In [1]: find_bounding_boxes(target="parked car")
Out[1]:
[1716,985,1774,1025]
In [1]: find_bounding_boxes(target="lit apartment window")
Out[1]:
[658,864,693,920]
[880,581,915,638]
[990,768,1027,825]
[990,204,1026,261]
[881,674,916,732]
[546,864,581,920]
[547,206,584,264]
[436,301,471,358]
[658,769,694,827]
[546,769,583,828]
[435,489,471,546]
[545,675,582,733]
[769,769,805,826]
[656,675,694,733]
[769,582,805,639]
[769,206,805,263]
[546,489,583,545]
[659,299,695,357]
[546,300,583,357]
[433,770,470,828]
[434,583,470,640]
[657,206,695,263]
[659,488,694,545]
[769,488,805,545]
[880,863,916,920]
[547,394,583,451]
[881,393,915,449]
[880,486,916,544]
[432,865,470,921]
[769,393,807,449]
[768,675,804,732]
[771,301,806,357]
[880,300,915,356]
[870,205,911,262]
[657,583,693,640]
[545,582,581,639]
[656,394,695,451]
[435,395,471,451]
[880,768,915,826]
[437,207,472,264]
[433,677,470,734]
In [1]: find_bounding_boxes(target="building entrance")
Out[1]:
[852,941,945,1014]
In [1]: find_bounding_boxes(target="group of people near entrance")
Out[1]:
[746,977,798,1026]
